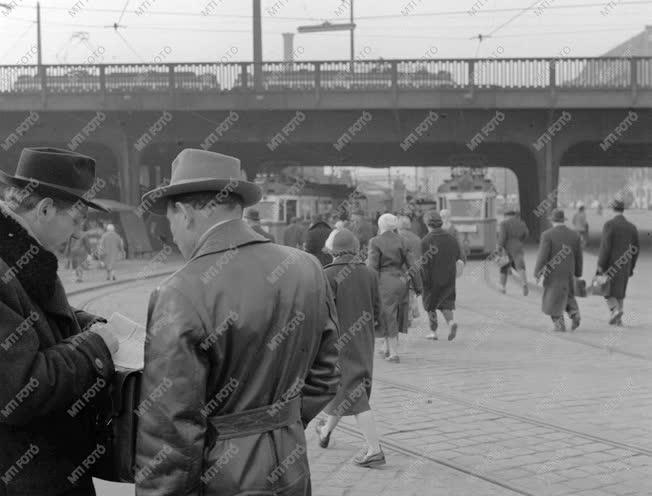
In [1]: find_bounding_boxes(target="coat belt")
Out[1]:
[208,396,301,440]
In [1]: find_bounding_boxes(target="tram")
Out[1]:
[436,168,497,256]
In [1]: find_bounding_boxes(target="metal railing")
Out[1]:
[0,58,649,95]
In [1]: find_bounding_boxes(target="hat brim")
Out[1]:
[140,179,262,215]
[0,171,110,213]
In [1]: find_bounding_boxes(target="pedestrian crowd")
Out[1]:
[0,146,640,496]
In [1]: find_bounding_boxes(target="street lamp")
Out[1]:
[297,0,355,70]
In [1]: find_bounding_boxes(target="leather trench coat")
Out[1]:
[135,219,341,496]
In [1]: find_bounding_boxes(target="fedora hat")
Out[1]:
[141,148,261,214]
[0,147,109,212]
[244,208,260,221]
[609,198,625,212]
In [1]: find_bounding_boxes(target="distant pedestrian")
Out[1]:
[420,210,463,341]
[497,209,530,295]
[596,199,639,326]
[244,208,276,242]
[66,229,92,283]
[303,214,333,266]
[282,216,305,248]
[534,209,583,332]
[350,209,374,254]
[316,228,386,468]
[572,202,589,248]
[98,224,125,281]
[367,213,422,363]
[397,215,422,324]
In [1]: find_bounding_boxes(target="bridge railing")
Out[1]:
[0,58,650,95]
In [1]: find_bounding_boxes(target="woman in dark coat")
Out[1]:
[316,228,386,467]
[367,213,422,363]
[421,210,463,341]
[303,214,333,266]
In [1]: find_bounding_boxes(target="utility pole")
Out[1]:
[37,2,42,77]
[349,0,354,72]
[253,0,263,91]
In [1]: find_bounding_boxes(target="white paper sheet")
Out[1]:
[107,312,146,370]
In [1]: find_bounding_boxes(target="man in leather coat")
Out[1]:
[135,149,341,496]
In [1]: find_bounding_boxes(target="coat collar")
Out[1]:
[325,253,365,267]
[190,218,270,261]
[0,206,70,317]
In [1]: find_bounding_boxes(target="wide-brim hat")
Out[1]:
[0,147,109,212]
[551,208,566,223]
[141,149,262,215]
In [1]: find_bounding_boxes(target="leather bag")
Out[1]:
[93,368,142,483]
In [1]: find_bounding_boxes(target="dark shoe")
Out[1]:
[571,314,581,331]
[353,448,386,468]
[386,355,400,363]
[447,323,458,341]
[315,420,331,449]
[377,349,390,358]
[609,310,624,325]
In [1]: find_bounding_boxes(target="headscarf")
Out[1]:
[106,224,115,232]
[377,213,398,234]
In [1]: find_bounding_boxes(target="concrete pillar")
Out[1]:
[118,131,143,206]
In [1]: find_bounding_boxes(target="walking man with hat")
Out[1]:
[534,208,583,332]
[497,209,530,295]
[135,149,340,496]
[244,207,276,242]
[0,147,119,496]
[596,198,639,326]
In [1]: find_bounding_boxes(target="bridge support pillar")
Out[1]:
[117,132,143,206]
[527,137,560,240]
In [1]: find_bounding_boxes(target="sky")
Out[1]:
[1,0,651,65]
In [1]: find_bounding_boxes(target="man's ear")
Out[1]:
[176,202,195,229]
[35,198,57,223]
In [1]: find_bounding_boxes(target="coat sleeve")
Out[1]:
[0,292,114,426]
[300,273,340,427]
[534,232,551,279]
[403,238,423,294]
[630,225,640,275]
[366,238,381,272]
[575,234,583,278]
[597,222,612,273]
[135,285,208,496]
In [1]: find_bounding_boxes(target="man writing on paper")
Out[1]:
[0,148,119,496]
[135,149,340,496]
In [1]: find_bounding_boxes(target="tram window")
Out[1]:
[286,199,297,222]
[279,200,285,222]
[485,200,489,219]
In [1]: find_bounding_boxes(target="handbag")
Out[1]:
[574,278,587,298]
[93,368,142,483]
[589,274,610,297]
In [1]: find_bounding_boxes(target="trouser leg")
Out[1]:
[441,309,454,325]
[355,410,381,454]
[388,336,399,356]
[566,295,580,318]
[428,311,438,331]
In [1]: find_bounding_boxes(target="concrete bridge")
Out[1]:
[0,57,650,236]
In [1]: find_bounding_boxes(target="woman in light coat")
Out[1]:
[366,213,422,363]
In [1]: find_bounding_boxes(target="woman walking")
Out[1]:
[98,224,125,281]
[316,228,386,467]
[367,213,422,363]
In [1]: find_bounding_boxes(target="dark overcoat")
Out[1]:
[0,208,114,496]
[498,216,529,270]
[597,214,640,300]
[135,219,340,496]
[303,220,332,266]
[420,228,462,311]
[323,255,382,416]
[534,225,583,316]
[283,223,305,248]
[367,231,422,336]
[398,228,422,260]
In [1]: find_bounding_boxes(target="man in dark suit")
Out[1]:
[303,214,333,266]
[534,209,583,332]
[498,209,530,295]
[596,199,639,326]
[244,208,276,242]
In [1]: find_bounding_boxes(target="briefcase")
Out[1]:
[93,368,142,483]
[589,274,610,297]
[574,278,587,298]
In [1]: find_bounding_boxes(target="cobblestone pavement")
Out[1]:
[67,249,652,496]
